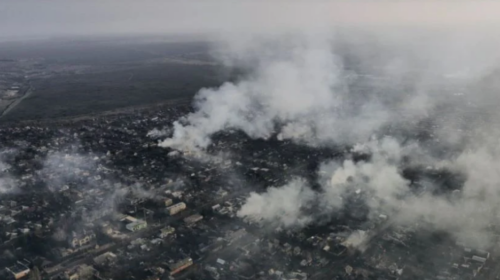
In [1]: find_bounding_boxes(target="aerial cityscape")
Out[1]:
[2,1,500,280]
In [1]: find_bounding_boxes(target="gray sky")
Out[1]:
[1,1,500,39]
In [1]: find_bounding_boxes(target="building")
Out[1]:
[93,252,117,266]
[27,266,41,280]
[215,188,228,198]
[472,256,487,263]
[68,230,96,248]
[226,228,247,242]
[159,226,175,238]
[126,219,147,232]
[205,265,220,280]
[64,264,94,280]
[121,215,137,223]
[184,214,203,225]
[167,202,186,216]
[169,258,193,276]
[5,261,30,280]
[164,198,173,207]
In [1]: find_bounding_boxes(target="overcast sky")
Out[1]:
[1,1,500,39]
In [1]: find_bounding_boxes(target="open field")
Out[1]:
[0,36,228,122]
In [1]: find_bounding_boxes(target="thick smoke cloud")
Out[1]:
[156,3,500,248]
[319,138,409,213]
[397,145,500,248]
[235,138,412,227]
[160,33,350,149]
[236,137,500,248]
[238,178,315,228]
[160,28,500,151]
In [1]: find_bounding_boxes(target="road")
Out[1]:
[0,85,33,119]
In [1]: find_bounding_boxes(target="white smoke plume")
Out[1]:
[319,137,409,212]
[0,149,18,194]
[237,136,500,248]
[160,28,500,151]
[237,178,316,228]
[236,138,410,226]
[395,143,500,248]
[159,4,500,248]
[160,32,341,150]
[41,151,96,192]
[147,128,170,139]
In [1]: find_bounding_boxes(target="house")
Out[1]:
[126,219,147,232]
[159,226,175,238]
[215,188,228,198]
[184,214,203,225]
[68,230,96,248]
[5,260,30,280]
[164,198,173,207]
[93,252,117,266]
[167,202,186,216]
[64,264,94,280]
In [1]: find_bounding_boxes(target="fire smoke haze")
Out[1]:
[4,0,500,247]
[2,1,500,39]
[155,1,500,248]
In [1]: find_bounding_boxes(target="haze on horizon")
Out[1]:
[2,0,500,40]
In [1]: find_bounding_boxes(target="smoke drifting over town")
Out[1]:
[0,149,17,194]
[237,178,316,228]
[159,5,500,248]
[3,1,500,278]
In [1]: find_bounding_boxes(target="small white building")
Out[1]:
[184,214,203,225]
[126,220,147,232]
[167,202,186,216]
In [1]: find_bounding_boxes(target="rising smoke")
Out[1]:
[0,149,17,194]
[238,178,316,228]
[159,3,500,248]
